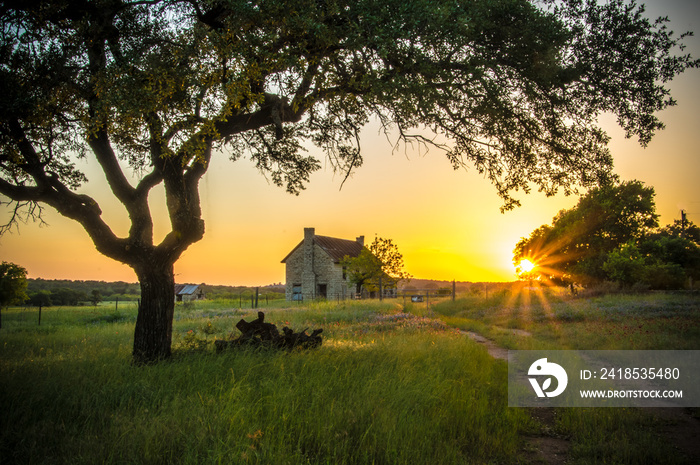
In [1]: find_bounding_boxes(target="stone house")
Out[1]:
[281,228,364,301]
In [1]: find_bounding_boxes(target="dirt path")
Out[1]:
[459,330,509,360]
[460,330,570,464]
[460,330,700,464]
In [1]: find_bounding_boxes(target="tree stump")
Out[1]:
[215,311,323,352]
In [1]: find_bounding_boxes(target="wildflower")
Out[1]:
[247,430,263,440]
[247,430,263,450]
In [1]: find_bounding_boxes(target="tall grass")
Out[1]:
[434,288,700,464]
[5,292,696,464]
[434,289,700,350]
[1,300,532,464]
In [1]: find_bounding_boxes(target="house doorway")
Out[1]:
[318,284,327,299]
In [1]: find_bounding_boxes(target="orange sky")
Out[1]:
[2,1,699,287]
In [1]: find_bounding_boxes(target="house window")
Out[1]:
[292,284,302,301]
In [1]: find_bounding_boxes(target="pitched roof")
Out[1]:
[281,234,364,264]
[174,284,201,296]
[315,235,364,262]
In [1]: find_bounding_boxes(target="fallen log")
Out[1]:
[215,311,323,352]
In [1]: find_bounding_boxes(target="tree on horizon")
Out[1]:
[512,180,700,289]
[513,180,659,287]
[1,0,697,363]
[342,236,411,296]
[0,261,28,329]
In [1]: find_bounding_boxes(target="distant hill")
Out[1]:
[202,283,285,299]
[25,278,285,303]
[400,278,468,291]
[25,278,511,303]
[28,278,140,297]
[400,278,516,294]
[24,278,141,305]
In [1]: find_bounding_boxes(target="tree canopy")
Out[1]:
[513,180,700,289]
[342,236,410,295]
[0,261,28,328]
[658,218,700,245]
[514,180,658,285]
[0,0,697,361]
[0,261,27,306]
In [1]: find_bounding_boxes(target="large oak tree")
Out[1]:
[0,0,697,363]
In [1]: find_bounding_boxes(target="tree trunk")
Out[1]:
[132,262,175,364]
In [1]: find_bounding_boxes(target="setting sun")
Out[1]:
[518,259,536,273]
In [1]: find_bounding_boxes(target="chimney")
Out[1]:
[356,235,364,246]
[304,228,315,264]
[302,228,315,299]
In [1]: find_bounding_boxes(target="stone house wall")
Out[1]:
[283,228,361,301]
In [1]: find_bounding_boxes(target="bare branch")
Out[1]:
[0,198,47,235]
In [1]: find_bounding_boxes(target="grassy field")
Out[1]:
[431,286,700,464]
[1,290,698,464]
[431,286,700,351]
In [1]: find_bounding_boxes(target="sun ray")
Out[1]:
[519,259,535,273]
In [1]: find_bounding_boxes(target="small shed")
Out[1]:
[174,284,205,302]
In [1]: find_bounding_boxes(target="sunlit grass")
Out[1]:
[433,287,700,464]
[434,287,699,350]
[4,292,697,464]
[1,299,533,465]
